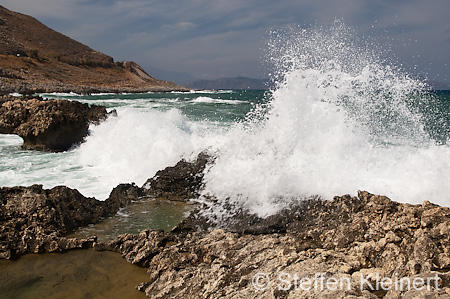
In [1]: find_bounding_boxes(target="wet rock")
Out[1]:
[0,185,101,258]
[142,152,211,201]
[97,230,173,267]
[104,183,146,215]
[0,153,212,259]
[0,95,109,151]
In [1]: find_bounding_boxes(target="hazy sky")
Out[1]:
[3,0,450,81]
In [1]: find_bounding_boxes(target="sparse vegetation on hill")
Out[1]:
[0,5,187,94]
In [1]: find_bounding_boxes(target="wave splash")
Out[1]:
[74,108,225,199]
[199,21,450,220]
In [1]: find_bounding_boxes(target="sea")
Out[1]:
[1,22,450,225]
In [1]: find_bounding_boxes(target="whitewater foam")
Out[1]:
[2,22,449,221]
[73,106,227,199]
[198,22,450,220]
[190,97,246,104]
[0,91,254,199]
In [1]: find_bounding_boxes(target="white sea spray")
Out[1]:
[1,22,450,219]
[198,21,450,220]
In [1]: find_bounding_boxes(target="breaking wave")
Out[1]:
[198,21,450,220]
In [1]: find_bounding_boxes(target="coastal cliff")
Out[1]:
[0,5,188,94]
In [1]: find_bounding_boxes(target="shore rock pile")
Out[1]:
[101,191,450,298]
[0,95,109,151]
[0,183,143,259]
[2,153,450,297]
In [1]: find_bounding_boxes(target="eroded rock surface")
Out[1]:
[3,153,450,298]
[0,153,210,259]
[143,152,211,201]
[101,191,450,298]
[0,183,142,259]
[0,95,108,151]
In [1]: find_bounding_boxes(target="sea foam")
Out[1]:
[2,22,449,218]
[73,107,225,199]
[198,21,450,220]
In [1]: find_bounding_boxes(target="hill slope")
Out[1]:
[0,6,186,94]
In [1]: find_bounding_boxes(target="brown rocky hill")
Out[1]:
[0,5,187,94]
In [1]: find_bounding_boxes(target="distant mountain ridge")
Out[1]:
[187,77,450,92]
[188,76,271,90]
[143,65,199,86]
[0,5,186,94]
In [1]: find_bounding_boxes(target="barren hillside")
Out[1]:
[0,5,187,94]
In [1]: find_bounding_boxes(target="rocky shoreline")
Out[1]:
[0,80,190,96]
[1,5,448,294]
[107,192,450,298]
[1,151,450,298]
[0,153,209,259]
[0,94,449,298]
[0,68,191,95]
[0,95,110,151]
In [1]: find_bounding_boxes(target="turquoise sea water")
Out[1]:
[0,90,267,200]
[2,23,450,221]
[1,89,449,208]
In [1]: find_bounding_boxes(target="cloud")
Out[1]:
[2,0,450,81]
[2,0,80,20]
[162,22,196,32]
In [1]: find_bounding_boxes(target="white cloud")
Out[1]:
[162,22,196,32]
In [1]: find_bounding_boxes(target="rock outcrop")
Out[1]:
[0,152,212,259]
[143,152,211,201]
[0,183,143,259]
[101,191,450,298]
[0,95,109,151]
[2,153,450,298]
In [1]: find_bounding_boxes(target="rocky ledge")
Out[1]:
[0,183,144,259]
[1,155,450,298]
[0,153,209,259]
[101,191,450,298]
[0,95,109,151]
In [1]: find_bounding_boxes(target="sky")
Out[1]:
[2,0,450,82]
